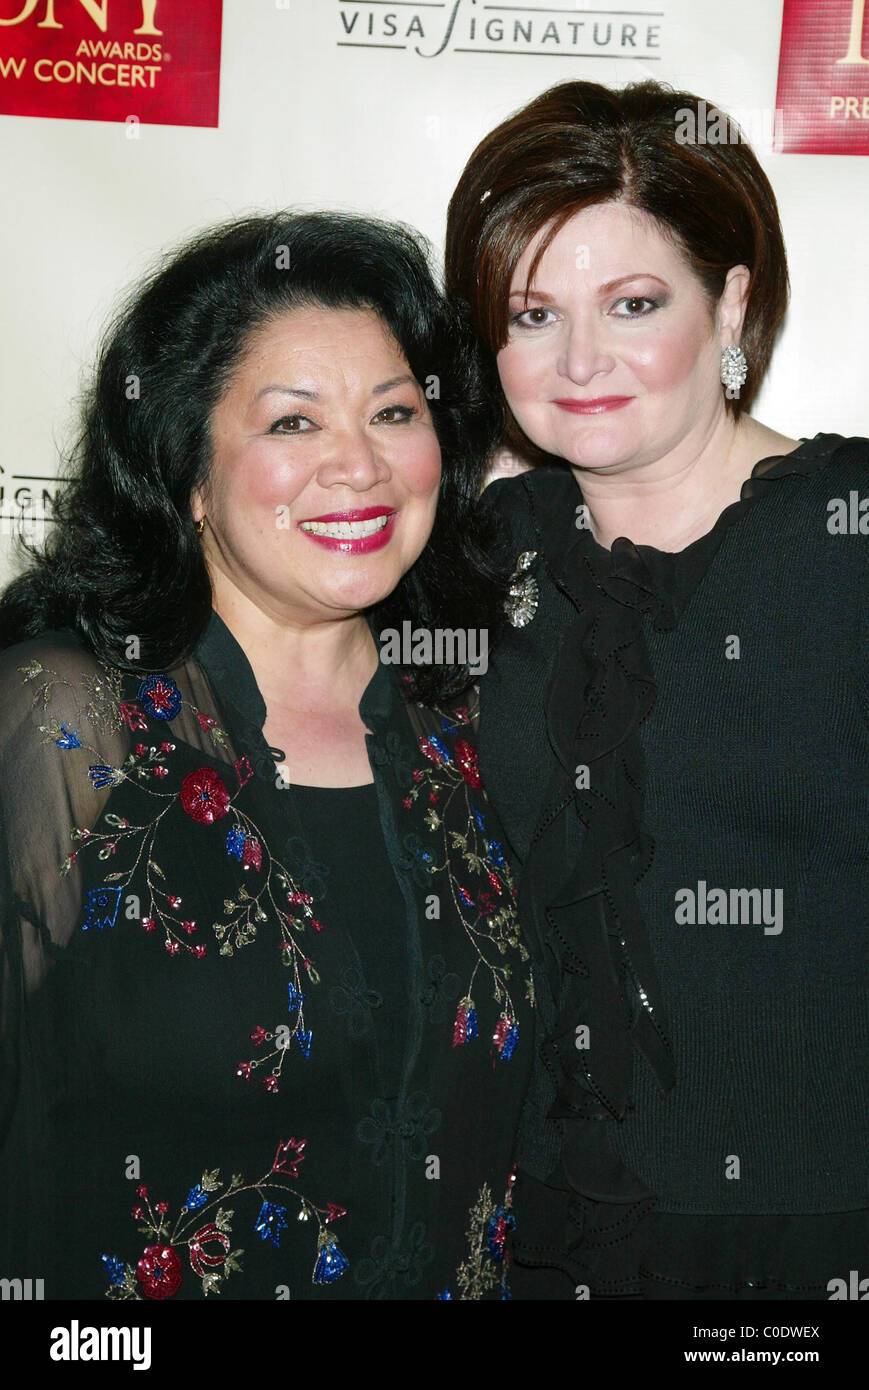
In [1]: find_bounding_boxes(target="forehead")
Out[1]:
[509,202,688,287]
[233,305,408,381]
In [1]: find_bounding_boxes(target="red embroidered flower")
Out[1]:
[119,702,148,732]
[189,1223,230,1279]
[242,836,262,871]
[179,767,230,824]
[272,1137,306,1176]
[136,1244,182,1300]
[454,738,482,789]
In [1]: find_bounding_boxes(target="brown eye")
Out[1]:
[612,296,660,319]
[372,405,415,424]
[270,415,314,434]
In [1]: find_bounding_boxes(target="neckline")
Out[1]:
[580,434,816,563]
[525,432,845,633]
[288,780,378,794]
[194,609,396,738]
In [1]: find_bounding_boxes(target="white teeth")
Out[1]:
[299,515,391,539]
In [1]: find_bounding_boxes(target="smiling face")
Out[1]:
[193,306,441,625]
[496,201,748,473]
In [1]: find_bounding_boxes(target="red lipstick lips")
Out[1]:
[297,506,396,554]
[553,397,633,415]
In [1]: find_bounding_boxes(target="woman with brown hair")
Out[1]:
[445,80,869,1300]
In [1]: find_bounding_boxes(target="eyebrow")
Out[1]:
[508,274,671,301]
[255,374,417,402]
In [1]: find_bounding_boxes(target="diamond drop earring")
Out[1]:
[720,345,747,398]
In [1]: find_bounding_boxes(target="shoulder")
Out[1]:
[482,465,579,555]
[799,431,869,480]
[0,629,119,744]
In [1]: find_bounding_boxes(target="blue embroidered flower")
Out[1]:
[486,839,505,868]
[254,1201,288,1247]
[88,764,117,789]
[486,1205,516,1261]
[184,1185,208,1211]
[82,887,122,932]
[500,1022,520,1062]
[296,1029,312,1059]
[472,807,486,832]
[287,981,305,1012]
[437,1288,453,1300]
[137,674,182,721]
[226,826,246,861]
[100,1254,126,1287]
[55,723,81,749]
[313,1236,349,1285]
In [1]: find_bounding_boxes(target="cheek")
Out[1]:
[249,450,315,508]
[628,316,716,393]
[497,343,545,405]
[393,435,442,501]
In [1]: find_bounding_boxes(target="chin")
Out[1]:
[554,429,637,470]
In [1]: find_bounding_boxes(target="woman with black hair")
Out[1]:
[0,212,532,1300]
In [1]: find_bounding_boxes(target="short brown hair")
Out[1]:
[445,80,789,457]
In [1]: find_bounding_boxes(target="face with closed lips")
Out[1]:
[496,201,748,474]
[193,305,442,624]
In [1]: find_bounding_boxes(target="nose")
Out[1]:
[316,425,391,491]
[557,317,615,387]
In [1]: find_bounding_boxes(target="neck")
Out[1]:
[209,575,378,711]
[576,413,773,552]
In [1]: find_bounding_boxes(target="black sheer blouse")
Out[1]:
[0,611,535,1300]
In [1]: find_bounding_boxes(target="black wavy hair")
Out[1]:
[0,211,505,700]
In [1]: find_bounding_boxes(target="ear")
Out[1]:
[717,265,750,347]
[190,484,205,527]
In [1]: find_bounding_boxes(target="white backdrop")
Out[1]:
[1,0,867,581]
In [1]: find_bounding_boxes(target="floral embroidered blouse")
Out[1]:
[0,612,534,1301]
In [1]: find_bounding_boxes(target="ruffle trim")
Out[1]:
[516,434,850,1277]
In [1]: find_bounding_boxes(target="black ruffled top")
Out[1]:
[479,433,869,1298]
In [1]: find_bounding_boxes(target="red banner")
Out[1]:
[776,0,869,153]
[0,0,222,128]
